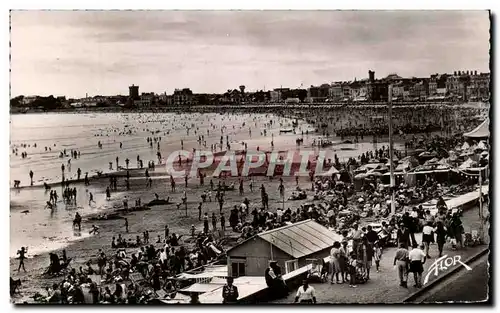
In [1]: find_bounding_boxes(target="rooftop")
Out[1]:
[257,219,341,258]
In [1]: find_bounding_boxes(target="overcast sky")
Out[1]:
[11,10,490,98]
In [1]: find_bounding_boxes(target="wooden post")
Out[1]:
[388,84,396,215]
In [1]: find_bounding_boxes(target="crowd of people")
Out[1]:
[12,105,487,304]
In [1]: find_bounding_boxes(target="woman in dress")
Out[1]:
[330,241,342,284]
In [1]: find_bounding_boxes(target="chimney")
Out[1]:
[454,71,457,76]
[467,70,469,75]
[368,70,375,82]
[475,70,478,76]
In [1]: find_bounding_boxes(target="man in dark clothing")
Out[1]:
[365,225,379,245]
[397,223,411,249]
[222,277,239,304]
[17,247,27,272]
[264,261,288,298]
[402,212,418,247]
[220,213,226,231]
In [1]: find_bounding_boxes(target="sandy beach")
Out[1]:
[9,107,482,303]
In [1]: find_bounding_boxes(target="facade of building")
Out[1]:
[226,220,341,277]
[173,88,193,106]
[133,92,155,107]
[270,90,281,102]
[307,85,329,103]
[467,72,490,100]
[329,83,343,101]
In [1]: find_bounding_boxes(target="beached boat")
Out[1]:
[279,129,294,134]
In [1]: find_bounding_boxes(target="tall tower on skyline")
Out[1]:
[129,84,139,100]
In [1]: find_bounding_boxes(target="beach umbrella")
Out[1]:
[459,158,476,170]
[461,142,470,150]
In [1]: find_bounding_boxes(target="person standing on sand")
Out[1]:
[164,225,169,239]
[184,175,188,188]
[29,170,34,186]
[170,175,176,192]
[220,213,226,231]
[125,158,130,169]
[116,157,119,169]
[198,203,202,221]
[123,197,128,212]
[394,243,409,288]
[77,168,81,181]
[106,187,111,200]
[17,247,27,272]
[212,213,217,231]
[125,218,129,233]
[218,194,224,214]
[203,213,209,233]
[89,192,95,206]
[84,173,89,186]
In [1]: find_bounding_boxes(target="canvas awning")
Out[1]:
[464,119,489,139]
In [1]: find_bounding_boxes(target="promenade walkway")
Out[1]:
[273,206,487,303]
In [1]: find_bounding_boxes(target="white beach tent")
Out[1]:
[459,158,476,170]
[477,141,487,150]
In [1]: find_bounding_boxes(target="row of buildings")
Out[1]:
[15,70,490,108]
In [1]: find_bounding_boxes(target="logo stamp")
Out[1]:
[423,255,472,285]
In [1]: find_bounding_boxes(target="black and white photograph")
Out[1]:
[8,10,491,304]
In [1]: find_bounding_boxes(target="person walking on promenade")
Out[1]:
[397,223,410,249]
[29,170,34,186]
[124,218,129,233]
[434,221,448,257]
[422,222,434,258]
[370,240,381,272]
[409,243,426,288]
[330,241,342,284]
[393,243,409,288]
[339,241,349,281]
